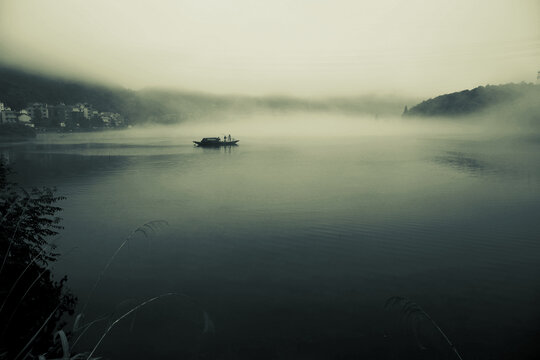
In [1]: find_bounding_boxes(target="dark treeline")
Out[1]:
[0,158,76,358]
[1,66,410,124]
[6,65,538,126]
[404,83,540,120]
[0,67,140,122]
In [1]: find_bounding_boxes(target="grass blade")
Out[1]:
[1,267,49,337]
[0,245,51,315]
[73,314,84,333]
[86,293,175,360]
[0,199,29,277]
[385,296,464,360]
[80,220,168,316]
[70,316,109,350]
[14,302,62,360]
[53,330,69,360]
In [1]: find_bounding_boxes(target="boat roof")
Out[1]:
[202,137,220,141]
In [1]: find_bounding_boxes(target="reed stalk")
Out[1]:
[86,293,175,360]
[80,220,168,316]
[0,268,49,338]
[0,245,50,315]
[70,316,109,350]
[53,330,70,360]
[0,199,29,277]
[13,303,62,360]
[385,296,464,360]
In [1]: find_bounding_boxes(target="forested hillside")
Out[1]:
[404,83,540,119]
[1,66,409,124]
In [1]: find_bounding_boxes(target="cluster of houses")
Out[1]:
[0,101,125,129]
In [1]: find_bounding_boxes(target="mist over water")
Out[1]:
[125,112,482,138]
[2,113,540,359]
[2,0,539,356]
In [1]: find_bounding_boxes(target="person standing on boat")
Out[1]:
[228,134,231,142]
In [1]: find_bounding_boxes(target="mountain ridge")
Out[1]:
[4,65,537,126]
[0,65,413,124]
[404,82,540,121]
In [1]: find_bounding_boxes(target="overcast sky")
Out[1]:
[0,0,539,97]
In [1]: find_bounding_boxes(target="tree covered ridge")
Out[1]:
[1,66,410,124]
[404,83,540,117]
[0,67,129,111]
[0,157,76,359]
[0,66,145,123]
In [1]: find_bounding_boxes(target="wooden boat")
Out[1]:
[193,137,239,147]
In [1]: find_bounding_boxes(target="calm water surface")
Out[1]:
[2,129,540,359]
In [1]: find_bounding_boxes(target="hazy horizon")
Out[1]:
[1,0,539,98]
[3,2,540,359]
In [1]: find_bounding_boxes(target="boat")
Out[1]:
[193,137,239,147]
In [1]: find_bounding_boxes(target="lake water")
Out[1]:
[2,122,540,359]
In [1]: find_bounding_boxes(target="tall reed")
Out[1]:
[7,220,214,359]
[0,244,51,314]
[0,199,29,277]
[385,296,464,360]
[86,293,175,360]
[13,302,62,360]
[80,220,168,316]
[0,267,49,338]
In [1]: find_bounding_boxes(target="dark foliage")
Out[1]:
[0,66,139,123]
[0,157,76,359]
[0,67,126,111]
[404,83,540,118]
[1,66,411,125]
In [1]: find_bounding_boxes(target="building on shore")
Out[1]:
[1,102,33,126]
[99,112,124,127]
[18,110,33,126]
[48,103,69,127]
[1,104,19,124]
[26,103,49,127]
[2,99,126,129]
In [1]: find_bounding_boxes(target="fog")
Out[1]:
[113,85,540,140]
[57,111,494,151]
[2,2,540,358]
[4,104,540,359]
[1,0,539,97]
[3,92,540,360]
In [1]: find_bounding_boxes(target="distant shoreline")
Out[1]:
[0,123,36,142]
[0,124,130,143]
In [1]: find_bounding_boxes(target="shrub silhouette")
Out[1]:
[0,157,76,359]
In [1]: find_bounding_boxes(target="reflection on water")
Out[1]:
[434,151,486,175]
[2,130,540,359]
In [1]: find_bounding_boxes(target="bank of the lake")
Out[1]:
[0,123,36,142]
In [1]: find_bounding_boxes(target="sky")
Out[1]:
[0,0,539,97]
